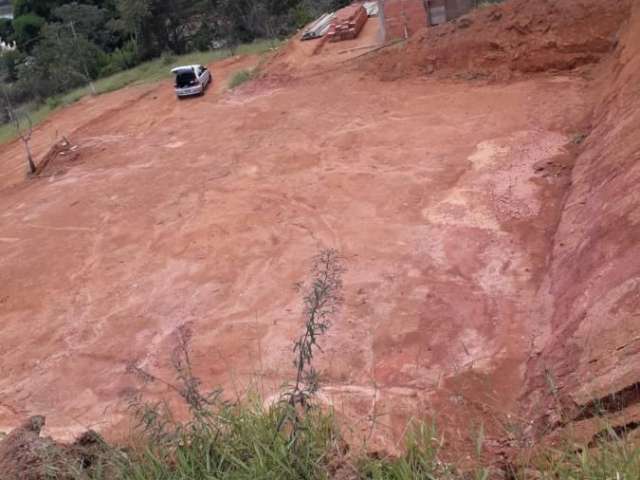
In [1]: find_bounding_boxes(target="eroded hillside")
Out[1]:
[524,1,640,443]
[0,0,638,464]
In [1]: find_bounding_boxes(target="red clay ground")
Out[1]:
[0,1,637,458]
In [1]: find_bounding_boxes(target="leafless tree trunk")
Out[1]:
[15,113,36,174]
[21,127,35,173]
[2,87,36,174]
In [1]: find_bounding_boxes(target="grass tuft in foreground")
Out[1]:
[99,409,640,479]
[529,435,640,480]
[120,398,343,480]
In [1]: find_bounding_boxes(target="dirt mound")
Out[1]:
[0,416,112,480]
[34,138,80,177]
[369,0,632,81]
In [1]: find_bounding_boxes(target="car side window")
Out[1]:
[197,66,204,76]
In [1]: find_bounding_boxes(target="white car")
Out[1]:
[171,64,212,98]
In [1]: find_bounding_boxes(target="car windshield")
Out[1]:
[176,71,197,88]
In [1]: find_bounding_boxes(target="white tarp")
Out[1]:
[363,1,379,16]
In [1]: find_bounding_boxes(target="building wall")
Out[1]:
[425,0,475,26]
[380,0,475,39]
[380,0,429,40]
[443,0,475,21]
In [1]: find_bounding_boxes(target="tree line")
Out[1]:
[0,0,349,111]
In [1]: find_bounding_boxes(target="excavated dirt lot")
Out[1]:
[0,0,638,457]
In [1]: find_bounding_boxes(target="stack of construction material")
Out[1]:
[301,12,337,41]
[326,3,368,42]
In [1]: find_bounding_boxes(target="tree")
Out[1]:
[0,50,22,82]
[20,22,103,99]
[53,2,115,51]
[13,111,36,174]
[116,0,151,55]
[116,0,209,57]
[0,17,13,43]
[12,0,62,18]
[12,13,45,52]
[148,0,209,54]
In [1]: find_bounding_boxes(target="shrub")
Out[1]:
[100,41,139,77]
[228,69,254,89]
[12,13,46,53]
[0,18,13,44]
[0,50,23,82]
[45,96,62,110]
[160,51,176,66]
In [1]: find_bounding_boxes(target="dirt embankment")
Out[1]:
[0,416,111,480]
[369,0,632,81]
[524,0,640,442]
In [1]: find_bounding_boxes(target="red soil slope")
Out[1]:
[524,0,640,442]
[0,68,592,450]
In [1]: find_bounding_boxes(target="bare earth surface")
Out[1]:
[0,2,638,456]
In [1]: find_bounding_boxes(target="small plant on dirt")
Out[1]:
[573,132,588,145]
[118,250,346,479]
[278,249,345,437]
[126,324,225,447]
[169,324,225,417]
[228,69,254,89]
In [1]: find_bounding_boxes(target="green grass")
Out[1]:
[116,398,343,480]
[529,437,640,480]
[0,103,54,145]
[86,408,640,480]
[358,423,462,480]
[228,69,255,89]
[0,39,280,145]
